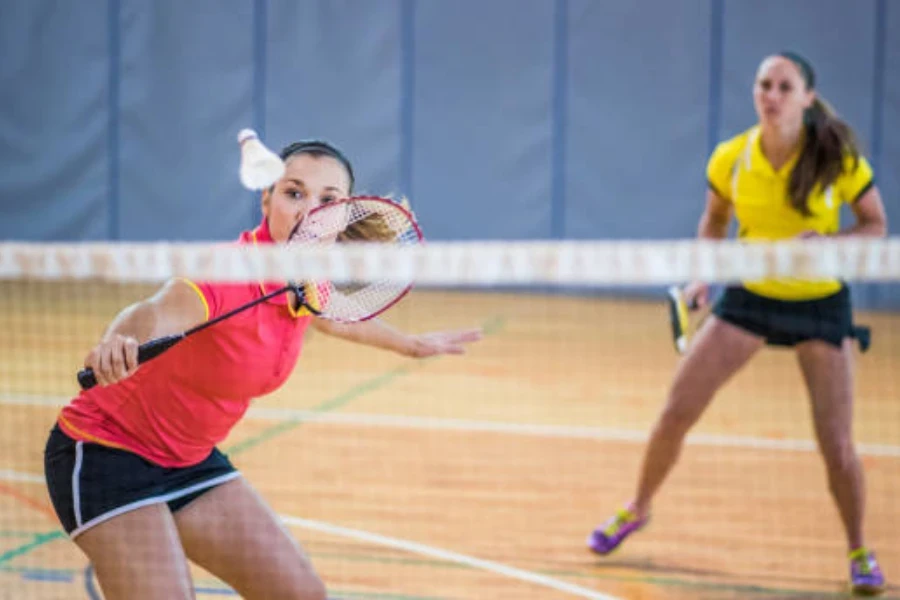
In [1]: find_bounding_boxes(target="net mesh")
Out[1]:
[291,197,424,322]
[1,239,898,599]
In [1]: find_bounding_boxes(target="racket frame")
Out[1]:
[76,196,422,390]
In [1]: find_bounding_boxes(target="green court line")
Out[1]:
[225,364,417,457]
[0,531,64,565]
[0,316,505,570]
[480,315,506,336]
[226,316,506,458]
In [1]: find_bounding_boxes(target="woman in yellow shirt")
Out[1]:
[587,52,888,595]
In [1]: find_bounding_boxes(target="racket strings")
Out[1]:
[290,197,422,322]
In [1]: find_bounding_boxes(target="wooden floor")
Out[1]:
[0,283,898,599]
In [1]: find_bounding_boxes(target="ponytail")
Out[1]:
[778,54,861,216]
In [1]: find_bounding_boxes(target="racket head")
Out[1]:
[288,196,424,323]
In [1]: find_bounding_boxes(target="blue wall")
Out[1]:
[1,0,897,306]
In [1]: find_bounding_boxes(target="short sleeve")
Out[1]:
[836,154,874,204]
[706,138,741,201]
[179,278,218,321]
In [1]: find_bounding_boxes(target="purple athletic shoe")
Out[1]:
[850,549,885,596]
[587,508,648,555]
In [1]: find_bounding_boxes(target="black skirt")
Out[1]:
[712,285,855,348]
[44,424,239,538]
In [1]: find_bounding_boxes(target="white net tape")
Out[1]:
[2,238,900,286]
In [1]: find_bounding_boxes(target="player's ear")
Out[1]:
[261,187,272,217]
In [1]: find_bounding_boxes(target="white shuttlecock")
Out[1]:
[237,128,285,190]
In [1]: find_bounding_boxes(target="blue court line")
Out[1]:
[21,569,73,583]
[84,564,101,600]
[77,565,453,599]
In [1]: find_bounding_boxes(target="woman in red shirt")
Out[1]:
[44,140,482,600]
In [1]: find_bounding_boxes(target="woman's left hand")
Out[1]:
[406,328,483,358]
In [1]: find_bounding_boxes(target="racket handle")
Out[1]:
[77,334,186,390]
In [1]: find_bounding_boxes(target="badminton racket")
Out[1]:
[77,196,424,389]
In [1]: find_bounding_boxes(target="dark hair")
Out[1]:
[278,140,396,243]
[279,139,355,194]
[777,52,861,216]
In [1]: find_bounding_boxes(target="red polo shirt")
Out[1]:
[58,219,312,467]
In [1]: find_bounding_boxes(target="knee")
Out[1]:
[656,391,706,436]
[819,439,859,473]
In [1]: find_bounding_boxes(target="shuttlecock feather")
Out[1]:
[238,128,285,190]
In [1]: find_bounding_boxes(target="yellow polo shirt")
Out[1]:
[706,126,874,300]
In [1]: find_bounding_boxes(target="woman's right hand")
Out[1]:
[83,334,140,387]
[682,281,710,311]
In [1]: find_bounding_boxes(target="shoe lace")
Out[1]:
[851,551,874,575]
[603,509,636,537]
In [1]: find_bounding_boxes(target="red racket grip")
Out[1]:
[77,334,185,390]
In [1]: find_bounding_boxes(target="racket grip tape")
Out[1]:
[76,334,185,390]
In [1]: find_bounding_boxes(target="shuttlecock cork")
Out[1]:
[238,128,285,190]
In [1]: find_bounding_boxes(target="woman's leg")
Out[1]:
[589,316,764,554]
[173,477,326,600]
[795,338,884,594]
[632,316,764,515]
[75,503,194,600]
[796,338,864,548]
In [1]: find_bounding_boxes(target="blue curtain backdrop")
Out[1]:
[1,0,896,307]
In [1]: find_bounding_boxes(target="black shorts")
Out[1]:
[712,285,853,348]
[44,424,239,538]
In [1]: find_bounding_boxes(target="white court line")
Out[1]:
[2,392,899,458]
[0,467,621,599]
[280,515,621,600]
[0,469,44,484]
[246,407,900,457]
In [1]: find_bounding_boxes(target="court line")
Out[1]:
[0,470,44,484]
[281,514,621,600]
[4,461,613,598]
[0,482,56,519]
[225,314,506,456]
[84,564,101,600]
[3,392,899,457]
[6,564,455,600]
[0,531,64,565]
[225,363,418,456]
[244,408,900,457]
[0,479,64,568]
[5,554,900,600]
